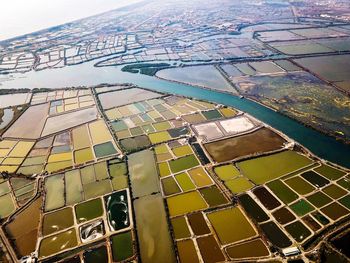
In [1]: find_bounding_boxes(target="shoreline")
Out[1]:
[154,72,350,146]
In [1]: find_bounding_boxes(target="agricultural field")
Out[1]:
[0,85,349,263]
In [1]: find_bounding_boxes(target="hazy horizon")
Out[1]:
[0,0,143,41]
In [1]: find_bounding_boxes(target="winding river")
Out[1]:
[0,60,350,168]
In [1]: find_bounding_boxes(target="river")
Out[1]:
[0,60,350,168]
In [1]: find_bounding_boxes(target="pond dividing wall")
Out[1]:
[128,150,176,263]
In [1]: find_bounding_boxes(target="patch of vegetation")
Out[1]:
[0,89,30,95]
[121,63,171,76]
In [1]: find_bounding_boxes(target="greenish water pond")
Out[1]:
[75,198,103,223]
[111,231,134,262]
[168,155,199,174]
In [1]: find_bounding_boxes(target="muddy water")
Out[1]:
[188,212,211,236]
[226,239,270,259]
[128,149,159,198]
[75,198,103,223]
[39,229,78,258]
[111,231,134,262]
[260,221,292,248]
[177,239,200,263]
[5,197,42,258]
[197,235,225,263]
[42,207,74,236]
[272,207,296,225]
[285,221,311,242]
[83,245,108,263]
[253,186,281,210]
[171,216,191,240]
[44,174,65,212]
[134,194,176,263]
[239,194,269,223]
[198,186,228,207]
[207,207,257,245]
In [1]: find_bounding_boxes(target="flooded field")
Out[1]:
[226,239,269,260]
[5,197,42,258]
[39,228,78,258]
[237,150,313,184]
[128,149,159,198]
[41,107,98,137]
[204,127,286,162]
[134,194,176,263]
[98,87,161,110]
[156,65,235,93]
[0,93,31,108]
[207,207,257,244]
[294,54,350,93]
[3,103,49,139]
[257,26,350,56]
[231,70,350,142]
[0,106,24,133]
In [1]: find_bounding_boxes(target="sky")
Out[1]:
[0,0,143,41]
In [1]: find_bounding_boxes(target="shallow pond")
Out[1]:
[120,135,151,152]
[267,180,299,204]
[39,228,78,258]
[199,185,228,207]
[285,220,311,243]
[42,207,74,236]
[171,216,191,240]
[238,150,313,185]
[75,198,104,223]
[168,155,199,174]
[104,190,130,231]
[289,199,315,217]
[207,207,257,245]
[239,194,269,223]
[205,127,286,162]
[134,194,176,263]
[253,186,281,210]
[167,191,208,217]
[197,235,225,262]
[128,149,159,198]
[272,207,296,225]
[0,108,14,130]
[226,239,270,259]
[177,239,200,263]
[44,174,65,211]
[156,65,233,92]
[110,231,134,262]
[301,170,330,188]
[83,245,108,263]
[65,170,83,205]
[321,202,349,221]
[260,221,292,248]
[5,197,42,258]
